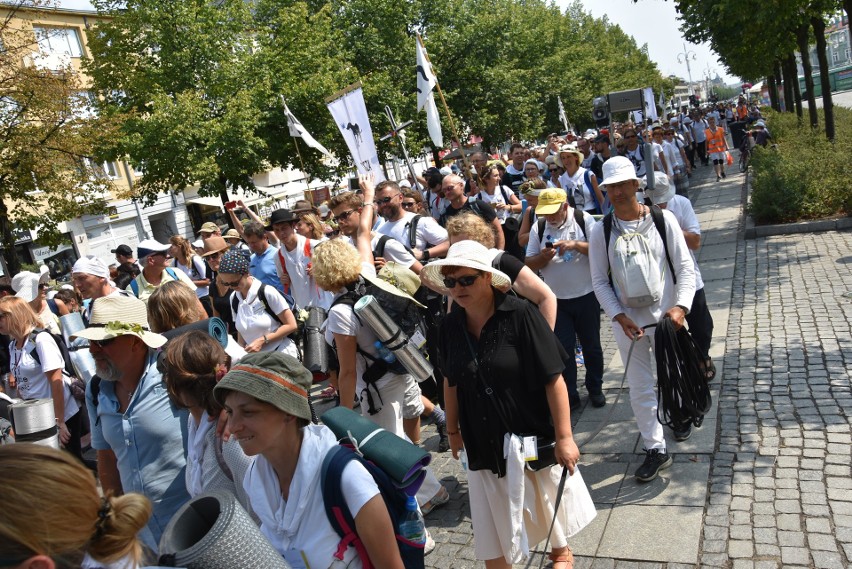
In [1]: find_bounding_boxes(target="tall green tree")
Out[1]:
[0,0,116,274]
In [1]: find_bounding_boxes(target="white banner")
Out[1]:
[327,86,385,182]
[643,87,658,122]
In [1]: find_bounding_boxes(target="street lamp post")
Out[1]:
[677,42,697,96]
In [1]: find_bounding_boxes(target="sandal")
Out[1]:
[703,358,716,382]
[317,386,338,400]
[549,546,574,569]
[420,485,449,516]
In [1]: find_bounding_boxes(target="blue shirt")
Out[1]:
[250,245,286,295]
[86,352,189,550]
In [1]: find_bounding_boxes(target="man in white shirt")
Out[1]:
[525,189,604,412]
[588,157,696,483]
[268,208,332,310]
[374,180,450,264]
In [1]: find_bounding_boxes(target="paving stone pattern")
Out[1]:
[313,156,852,567]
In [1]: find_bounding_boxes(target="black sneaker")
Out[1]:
[635,449,673,482]
[721,171,726,178]
[435,420,450,453]
[673,423,692,442]
[589,392,606,408]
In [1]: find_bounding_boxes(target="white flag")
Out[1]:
[283,100,331,158]
[416,38,443,148]
[327,85,385,182]
[643,87,658,121]
[558,96,569,130]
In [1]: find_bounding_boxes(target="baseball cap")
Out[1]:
[111,244,133,257]
[534,189,567,215]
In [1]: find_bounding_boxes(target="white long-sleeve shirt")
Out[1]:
[588,208,696,328]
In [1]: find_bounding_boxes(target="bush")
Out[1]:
[748,108,852,224]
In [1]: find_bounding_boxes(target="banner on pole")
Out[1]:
[283,99,331,158]
[416,38,443,148]
[327,85,385,181]
[643,87,658,122]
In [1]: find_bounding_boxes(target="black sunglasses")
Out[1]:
[336,209,356,221]
[549,167,558,172]
[375,194,399,205]
[401,202,416,209]
[442,273,482,289]
[90,337,118,348]
[219,276,243,287]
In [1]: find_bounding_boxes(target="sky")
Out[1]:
[567,0,739,86]
[59,0,738,86]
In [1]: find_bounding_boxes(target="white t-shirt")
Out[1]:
[245,424,379,568]
[559,167,597,212]
[526,210,596,300]
[376,211,448,252]
[174,256,209,298]
[9,333,79,421]
[664,195,704,291]
[662,141,679,175]
[273,235,333,310]
[691,119,708,143]
[368,234,417,269]
[475,186,513,222]
[233,278,298,357]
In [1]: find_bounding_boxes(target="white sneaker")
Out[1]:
[424,530,435,555]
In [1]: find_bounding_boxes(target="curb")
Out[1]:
[742,171,852,239]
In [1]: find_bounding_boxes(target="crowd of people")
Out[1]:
[0,100,748,568]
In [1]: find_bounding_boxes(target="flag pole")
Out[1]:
[292,136,309,189]
[417,33,478,187]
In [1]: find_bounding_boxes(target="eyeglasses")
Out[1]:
[207,252,223,260]
[375,194,399,205]
[150,252,169,258]
[336,209,356,221]
[549,167,558,172]
[401,202,416,209]
[38,283,48,290]
[442,273,482,289]
[90,337,118,348]
[218,276,243,288]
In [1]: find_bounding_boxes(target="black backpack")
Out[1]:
[536,208,587,243]
[28,330,86,406]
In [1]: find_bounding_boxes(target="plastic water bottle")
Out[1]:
[562,249,574,262]
[460,448,468,471]
[374,341,396,364]
[398,496,427,545]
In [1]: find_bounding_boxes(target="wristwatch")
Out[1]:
[422,249,430,262]
[262,334,269,345]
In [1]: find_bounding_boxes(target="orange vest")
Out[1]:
[705,128,726,154]
[736,104,748,120]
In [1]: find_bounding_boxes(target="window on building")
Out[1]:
[833,51,840,64]
[32,26,83,58]
[846,48,850,61]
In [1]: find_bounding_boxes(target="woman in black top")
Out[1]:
[201,236,237,338]
[421,240,579,569]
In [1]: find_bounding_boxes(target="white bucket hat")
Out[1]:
[600,156,641,187]
[419,240,511,295]
[645,172,675,205]
[555,143,583,169]
[72,294,167,349]
[11,271,50,302]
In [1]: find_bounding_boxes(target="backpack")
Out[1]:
[330,276,429,413]
[601,206,677,308]
[536,208,587,245]
[46,298,61,317]
[372,235,394,260]
[438,200,490,228]
[28,330,86,406]
[128,267,180,298]
[230,282,282,325]
[321,445,425,569]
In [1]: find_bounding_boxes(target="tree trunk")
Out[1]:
[431,148,442,168]
[780,58,794,113]
[797,23,819,128]
[0,195,21,276]
[787,53,803,119]
[767,74,781,112]
[812,16,835,141]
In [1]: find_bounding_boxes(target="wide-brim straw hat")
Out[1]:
[202,236,230,257]
[419,240,511,295]
[72,295,167,349]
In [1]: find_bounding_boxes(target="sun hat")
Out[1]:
[555,144,583,168]
[137,238,171,260]
[755,120,766,128]
[377,262,422,299]
[72,255,110,279]
[519,181,542,197]
[535,189,568,215]
[111,244,133,257]
[11,271,50,302]
[682,117,693,125]
[200,222,220,235]
[523,158,541,172]
[202,236,230,257]
[71,295,167,349]
[192,239,204,249]
[218,250,249,275]
[645,172,675,205]
[265,209,298,230]
[398,179,412,189]
[419,240,511,295]
[223,229,241,240]
[214,352,313,421]
[599,156,641,187]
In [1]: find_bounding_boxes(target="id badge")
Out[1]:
[409,329,427,349]
[523,435,539,462]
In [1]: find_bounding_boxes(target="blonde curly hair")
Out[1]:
[445,212,496,248]
[312,238,362,292]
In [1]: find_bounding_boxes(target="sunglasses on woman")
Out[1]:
[218,276,243,287]
[401,201,417,209]
[442,273,482,289]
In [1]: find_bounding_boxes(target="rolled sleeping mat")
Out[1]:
[353,295,433,382]
[302,306,329,373]
[321,406,430,495]
[11,399,59,448]
[158,490,288,569]
[59,312,97,383]
[160,318,229,349]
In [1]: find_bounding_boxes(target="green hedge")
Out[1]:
[748,108,852,224]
